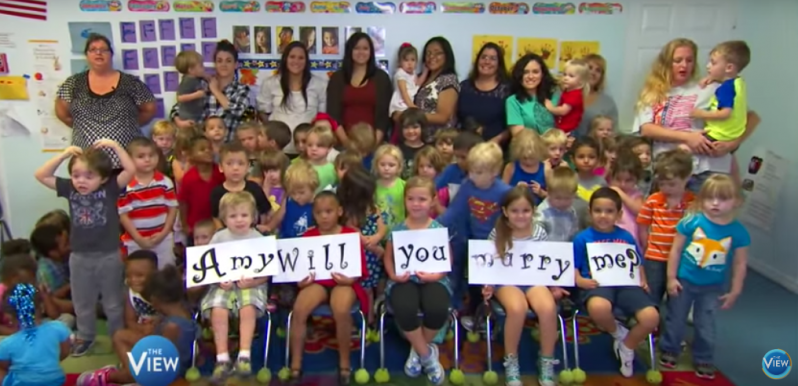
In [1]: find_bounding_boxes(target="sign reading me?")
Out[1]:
[392,227,451,275]
[272,232,363,283]
[586,242,642,287]
[185,235,280,288]
[467,240,575,287]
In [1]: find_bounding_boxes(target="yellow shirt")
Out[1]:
[705,77,747,141]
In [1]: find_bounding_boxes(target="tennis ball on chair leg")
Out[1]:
[374,368,390,383]
[572,368,587,383]
[354,369,370,384]
[278,367,291,381]
[256,368,271,383]
[483,370,498,385]
[646,370,663,384]
[449,369,465,384]
[466,331,480,343]
[185,367,201,382]
[558,369,574,384]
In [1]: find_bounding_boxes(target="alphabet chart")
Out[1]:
[391,227,451,275]
[272,232,363,283]
[467,240,575,287]
[586,242,642,287]
[185,235,279,288]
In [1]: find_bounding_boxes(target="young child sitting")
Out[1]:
[34,140,135,356]
[545,59,589,135]
[573,187,659,377]
[30,225,73,320]
[203,192,270,382]
[660,174,749,379]
[0,282,71,386]
[306,125,338,192]
[289,123,312,162]
[210,142,272,232]
[123,250,159,327]
[265,161,319,237]
[119,138,179,268]
[433,127,458,165]
[397,109,427,178]
[608,152,644,248]
[434,131,483,200]
[502,130,548,204]
[259,149,289,212]
[483,186,566,386]
[541,128,569,173]
[34,209,71,234]
[373,144,407,228]
[204,116,229,162]
[175,50,207,124]
[235,122,265,182]
[150,120,177,178]
[348,123,377,171]
[178,136,224,241]
[534,166,588,242]
[79,265,199,385]
[289,192,369,384]
[0,254,61,336]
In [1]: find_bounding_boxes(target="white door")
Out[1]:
[618,0,738,132]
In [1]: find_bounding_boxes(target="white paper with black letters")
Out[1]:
[185,235,279,288]
[392,227,451,275]
[272,232,363,283]
[586,242,642,287]
[467,240,575,287]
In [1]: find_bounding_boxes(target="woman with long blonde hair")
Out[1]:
[631,38,759,192]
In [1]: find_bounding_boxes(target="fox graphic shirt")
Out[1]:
[676,213,750,286]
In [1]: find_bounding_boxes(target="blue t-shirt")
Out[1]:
[508,160,547,204]
[676,213,750,286]
[155,315,199,377]
[362,153,374,171]
[435,164,466,190]
[438,178,511,240]
[573,226,641,279]
[0,321,70,386]
[279,198,314,238]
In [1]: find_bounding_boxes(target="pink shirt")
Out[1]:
[617,189,642,246]
[431,186,450,219]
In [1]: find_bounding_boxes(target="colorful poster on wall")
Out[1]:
[27,40,71,151]
[577,2,622,14]
[740,148,789,231]
[472,35,513,65]
[516,38,558,69]
[558,40,599,71]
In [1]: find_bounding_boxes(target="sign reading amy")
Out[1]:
[467,240,574,287]
[186,236,279,288]
[586,242,642,287]
[272,232,362,283]
[392,227,451,275]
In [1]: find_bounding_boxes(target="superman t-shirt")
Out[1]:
[676,213,750,286]
[438,178,511,240]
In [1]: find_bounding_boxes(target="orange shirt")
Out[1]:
[636,191,695,261]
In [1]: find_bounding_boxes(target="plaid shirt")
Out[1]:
[170,79,251,141]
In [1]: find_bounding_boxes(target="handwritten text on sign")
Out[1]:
[272,232,362,283]
[186,236,279,288]
[392,227,451,275]
[586,243,642,287]
[467,240,575,287]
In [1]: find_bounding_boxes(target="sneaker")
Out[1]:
[538,356,560,386]
[211,361,233,384]
[460,315,486,333]
[659,352,678,369]
[611,322,629,355]
[421,344,444,386]
[404,348,422,377]
[503,353,522,386]
[695,363,716,379]
[76,365,115,386]
[615,343,635,377]
[71,339,95,357]
[235,356,252,377]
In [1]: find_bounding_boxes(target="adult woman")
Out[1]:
[171,40,252,141]
[575,54,619,138]
[327,32,392,146]
[415,37,459,143]
[632,38,760,192]
[55,34,155,171]
[457,43,511,144]
[257,42,326,156]
[506,54,558,136]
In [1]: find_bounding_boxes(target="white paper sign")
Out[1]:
[185,235,280,288]
[467,240,575,287]
[392,227,452,275]
[586,243,642,287]
[272,232,363,283]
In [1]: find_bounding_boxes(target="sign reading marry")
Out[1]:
[185,235,280,288]
[272,232,362,283]
[392,227,451,275]
[467,240,575,287]
[586,243,642,287]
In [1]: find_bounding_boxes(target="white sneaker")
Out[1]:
[422,344,444,386]
[460,315,475,331]
[615,343,635,377]
[404,348,422,377]
[612,321,629,354]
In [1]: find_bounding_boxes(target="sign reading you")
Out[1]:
[467,240,575,287]
[586,242,642,287]
[272,232,363,283]
[391,227,451,275]
[185,235,280,288]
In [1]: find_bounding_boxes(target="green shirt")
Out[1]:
[375,178,406,229]
[313,162,337,194]
[505,92,560,135]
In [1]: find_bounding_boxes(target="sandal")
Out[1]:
[338,367,352,386]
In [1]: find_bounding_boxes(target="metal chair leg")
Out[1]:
[558,314,570,370]
[378,309,387,369]
[450,310,460,369]
[358,310,367,369]
[647,333,656,369]
[485,310,493,372]
[190,310,201,368]
[284,311,293,368]
[572,309,581,370]
[262,311,272,371]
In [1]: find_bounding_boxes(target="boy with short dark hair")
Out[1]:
[398,108,427,178]
[289,123,313,162]
[236,122,265,183]
[178,137,225,238]
[434,131,483,200]
[261,120,292,151]
[210,142,272,232]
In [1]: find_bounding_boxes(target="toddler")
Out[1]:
[289,123,313,163]
[571,137,606,203]
[413,146,448,217]
[306,125,338,192]
[235,122,265,182]
[330,151,364,193]
[30,225,73,318]
[178,136,224,238]
[389,43,428,117]
[534,166,587,242]
[186,219,216,303]
[348,122,376,171]
[170,128,197,187]
[541,128,569,172]
[589,115,614,141]
[546,59,589,134]
[122,250,159,327]
[398,108,427,178]
[0,240,30,257]
[175,50,207,124]
[210,142,272,231]
[502,130,547,204]
[483,186,565,386]
[260,120,292,152]
[608,152,644,248]
[625,136,653,195]
[265,161,319,237]
[435,131,483,200]
[433,127,458,164]
[0,254,61,335]
[119,138,179,268]
[150,120,177,177]
[373,144,406,228]
[34,209,71,233]
[259,149,289,212]
[660,174,748,380]
[594,135,618,178]
[312,113,344,150]
[34,140,135,356]
[573,187,659,377]
[204,116,228,163]
[203,192,270,383]
[289,192,369,384]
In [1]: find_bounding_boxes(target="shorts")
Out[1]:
[582,286,655,317]
[200,284,268,318]
[703,132,739,153]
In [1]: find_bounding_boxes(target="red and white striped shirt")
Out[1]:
[118,172,178,245]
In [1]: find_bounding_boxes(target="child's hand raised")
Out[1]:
[219,281,234,290]
[93,138,119,149]
[62,146,83,157]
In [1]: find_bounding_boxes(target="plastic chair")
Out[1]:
[185,309,274,383]
[374,303,462,384]
[482,299,571,384]
[279,302,369,383]
[571,307,662,384]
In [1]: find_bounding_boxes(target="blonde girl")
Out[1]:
[502,130,548,204]
[661,174,749,379]
[545,59,590,134]
[373,144,406,228]
[588,115,614,140]
[389,43,429,117]
[541,128,570,175]
[482,186,565,386]
[412,146,448,217]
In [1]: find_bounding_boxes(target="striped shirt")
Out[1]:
[488,223,548,242]
[636,191,695,261]
[118,171,178,245]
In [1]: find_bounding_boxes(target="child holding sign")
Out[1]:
[289,192,369,385]
[660,175,749,379]
[482,186,566,386]
[384,177,452,386]
[573,187,659,378]
[201,192,270,383]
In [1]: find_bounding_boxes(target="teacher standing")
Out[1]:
[55,33,155,171]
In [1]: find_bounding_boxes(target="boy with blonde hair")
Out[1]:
[202,191,270,382]
[175,50,206,123]
[305,125,337,192]
[534,166,588,242]
[541,128,569,171]
[265,161,319,237]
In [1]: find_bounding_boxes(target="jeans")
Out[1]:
[661,280,723,363]
[644,260,668,307]
[687,171,724,194]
